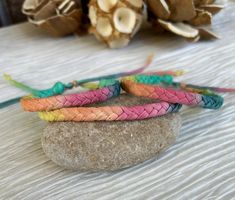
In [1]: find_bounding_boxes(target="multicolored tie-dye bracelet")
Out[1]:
[20,81,121,112]
[1,58,235,122]
[121,79,223,109]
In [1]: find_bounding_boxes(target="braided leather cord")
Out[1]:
[121,80,223,109]
[19,74,173,112]
[39,102,182,122]
[3,58,233,122]
[21,82,121,112]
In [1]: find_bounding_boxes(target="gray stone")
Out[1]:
[42,94,181,172]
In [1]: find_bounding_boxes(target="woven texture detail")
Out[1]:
[39,102,182,122]
[122,80,223,109]
[21,82,121,111]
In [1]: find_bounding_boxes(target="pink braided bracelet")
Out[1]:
[21,82,120,111]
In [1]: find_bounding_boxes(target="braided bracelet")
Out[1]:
[2,61,235,122]
[38,102,182,122]
[20,74,174,112]
[21,81,120,112]
[121,80,224,109]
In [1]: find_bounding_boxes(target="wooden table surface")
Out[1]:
[0,1,235,199]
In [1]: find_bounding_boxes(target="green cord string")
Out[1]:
[2,63,152,100]
[134,74,173,85]
[4,74,73,98]
[0,97,22,109]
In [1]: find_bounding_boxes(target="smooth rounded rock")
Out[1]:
[42,94,181,172]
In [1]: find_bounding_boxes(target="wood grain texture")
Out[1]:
[0,0,235,199]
